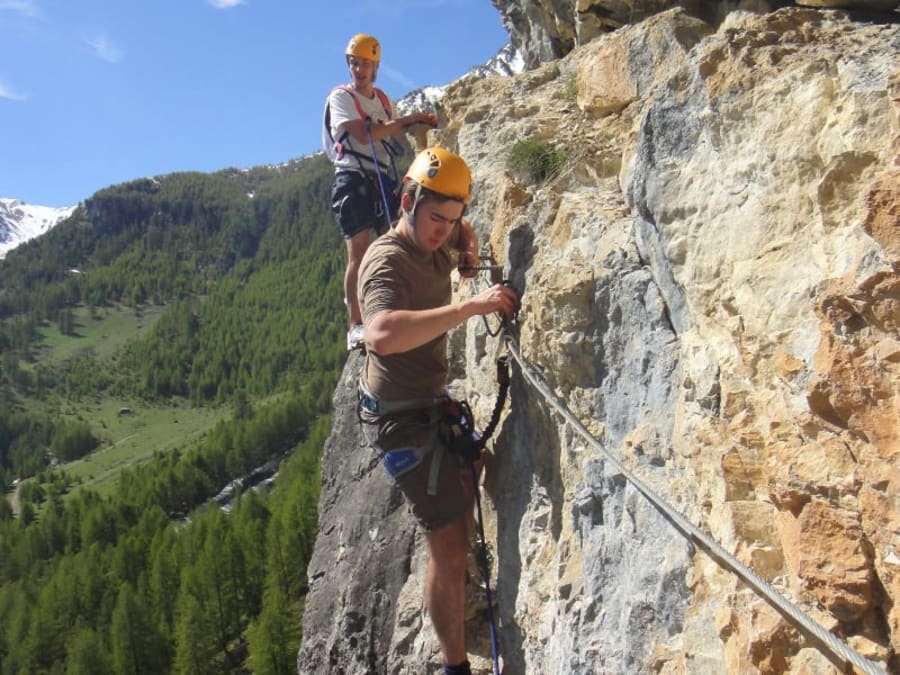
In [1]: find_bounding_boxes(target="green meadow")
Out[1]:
[62,400,224,496]
[31,304,223,496]
[36,303,163,362]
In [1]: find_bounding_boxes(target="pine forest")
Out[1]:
[0,153,345,674]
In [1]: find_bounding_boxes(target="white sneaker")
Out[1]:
[346,324,365,351]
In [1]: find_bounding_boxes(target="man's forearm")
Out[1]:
[345,115,422,145]
[365,303,475,355]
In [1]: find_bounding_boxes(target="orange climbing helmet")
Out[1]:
[345,34,381,63]
[404,147,472,205]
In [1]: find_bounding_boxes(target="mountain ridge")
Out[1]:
[0,197,76,259]
[0,42,522,261]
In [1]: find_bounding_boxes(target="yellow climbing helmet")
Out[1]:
[345,34,381,63]
[404,147,472,204]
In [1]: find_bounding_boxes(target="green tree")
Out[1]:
[172,582,218,675]
[19,500,35,527]
[58,307,76,335]
[193,512,240,656]
[51,421,99,462]
[110,583,166,675]
[0,152,341,674]
[65,623,114,675]
[0,497,11,521]
[232,388,253,420]
[230,490,269,616]
[25,570,76,671]
[245,581,300,675]
[0,582,34,674]
[148,527,181,629]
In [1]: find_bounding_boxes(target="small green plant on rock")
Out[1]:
[564,72,578,102]
[506,138,566,185]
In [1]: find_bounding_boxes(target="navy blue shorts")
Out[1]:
[331,170,398,239]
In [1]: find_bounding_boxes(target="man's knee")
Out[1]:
[346,233,369,266]
[427,520,468,573]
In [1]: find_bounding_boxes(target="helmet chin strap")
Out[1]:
[403,183,424,230]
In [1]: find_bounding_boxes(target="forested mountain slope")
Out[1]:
[0,153,345,673]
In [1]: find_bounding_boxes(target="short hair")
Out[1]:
[401,179,463,208]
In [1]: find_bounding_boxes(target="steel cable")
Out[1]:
[500,331,886,675]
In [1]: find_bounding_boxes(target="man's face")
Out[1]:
[410,198,465,252]
[348,56,376,86]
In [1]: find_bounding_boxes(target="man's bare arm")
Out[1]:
[366,284,518,355]
[342,111,437,145]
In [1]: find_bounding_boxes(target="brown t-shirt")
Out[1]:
[358,228,458,401]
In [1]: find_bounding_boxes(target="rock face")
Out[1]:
[490,0,899,69]
[295,352,419,674]
[298,7,899,674]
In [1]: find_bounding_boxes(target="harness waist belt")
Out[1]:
[358,379,443,416]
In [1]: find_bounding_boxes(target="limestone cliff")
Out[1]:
[298,6,899,674]
[490,0,899,69]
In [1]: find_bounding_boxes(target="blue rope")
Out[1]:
[365,122,394,231]
[470,463,501,675]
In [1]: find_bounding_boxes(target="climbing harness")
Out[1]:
[365,118,395,231]
[324,85,392,165]
[357,379,447,495]
[441,397,483,463]
[324,85,401,231]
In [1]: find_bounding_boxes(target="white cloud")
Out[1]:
[83,33,124,64]
[206,0,245,8]
[0,0,41,18]
[0,82,28,101]
[379,63,417,91]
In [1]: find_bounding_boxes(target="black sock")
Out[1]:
[443,660,472,675]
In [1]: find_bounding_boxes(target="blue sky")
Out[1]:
[0,0,509,206]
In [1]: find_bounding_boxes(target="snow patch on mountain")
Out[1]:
[466,42,525,79]
[0,198,76,259]
[395,43,524,116]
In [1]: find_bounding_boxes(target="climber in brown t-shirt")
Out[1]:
[358,147,519,675]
